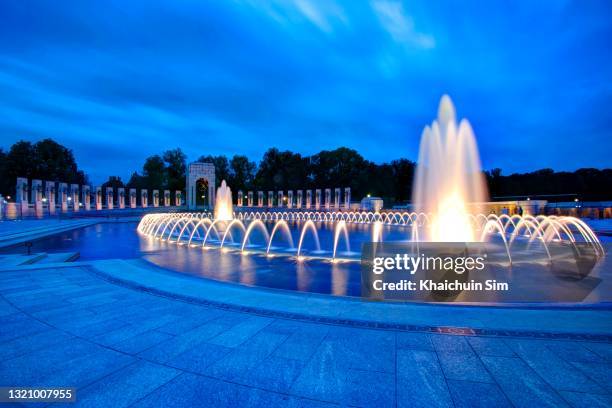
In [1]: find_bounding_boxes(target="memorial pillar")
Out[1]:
[258,191,263,207]
[118,187,125,209]
[324,188,331,210]
[70,184,79,211]
[344,187,351,210]
[334,188,341,209]
[59,183,68,212]
[287,191,293,209]
[277,191,283,207]
[153,190,159,207]
[130,189,137,208]
[315,189,321,210]
[141,189,148,208]
[95,187,102,210]
[16,177,28,216]
[267,191,274,207]
[106,187,114,210]
[82,185,91,211]
[175,191,181,206]
[164,190,170,207]
[32,179,43,217]
[247,191,253,207]
[46,181,56,215]
[296,190,303,209]
[306,190,312,209]
[237,190,243,207]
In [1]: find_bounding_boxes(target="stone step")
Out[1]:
[34,252,80,264]
[0,253,48,267]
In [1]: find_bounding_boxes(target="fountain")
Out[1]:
[214,180,233,221]
[413,95,488,242]
[137,95,603,264]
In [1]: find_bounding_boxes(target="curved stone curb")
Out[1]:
[88,259,612,341]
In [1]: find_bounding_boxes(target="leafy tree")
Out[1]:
[142,155,166,188]
[254,148,309,191]
[229,155,256,194]
[163,148,186,191]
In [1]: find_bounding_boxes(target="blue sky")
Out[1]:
[0,0,611,184]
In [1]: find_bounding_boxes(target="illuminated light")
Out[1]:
[297,256,305,262]
[222,247,230,253]
[367,194,371,198]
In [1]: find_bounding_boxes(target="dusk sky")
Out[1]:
[1,0,611,184]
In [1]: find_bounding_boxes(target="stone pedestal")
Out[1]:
[82,185,91,211]
[59,183,68,212]
[130,189,137,208]
[141,190,148,208]
[70,184,79,211]
[45,181,56,215]
[106,187,114,210]
[118,188,125,209]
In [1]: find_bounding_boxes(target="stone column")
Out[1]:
[46,181,56,215]
[16,177,28,216]
[82,185,91,211]
[59,183,68,212]
[95,187,102,210]
[153,190,159,207]
[334,188,341,209]
[324,188,331,210]
[278,191,284,207]
[296,190,303,208]
[257,191,263,207]
[164,190,170,206]
[287,191,293,208]
[306,190,312,209]
[118,188,125,209]
[237,190,243,207]
[141,189,148,208]
[106,187,114,210]
[315,189,321,210]
[344,187,351,210]
[32,179,43,217]
[175,191,181,206]
[130,189,137,208]
[267,191,274,207]
[70,184,79,211]
[248,191,253,207]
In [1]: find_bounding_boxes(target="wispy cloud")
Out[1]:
[371,0,434,49]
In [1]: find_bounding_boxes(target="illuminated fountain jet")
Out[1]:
[412,95,488,241]
[214,180,234,221]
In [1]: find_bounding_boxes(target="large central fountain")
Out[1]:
[413,95,487,242]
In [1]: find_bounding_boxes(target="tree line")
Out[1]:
[1,139,611,204]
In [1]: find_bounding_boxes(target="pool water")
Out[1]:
[5,221,610,302]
